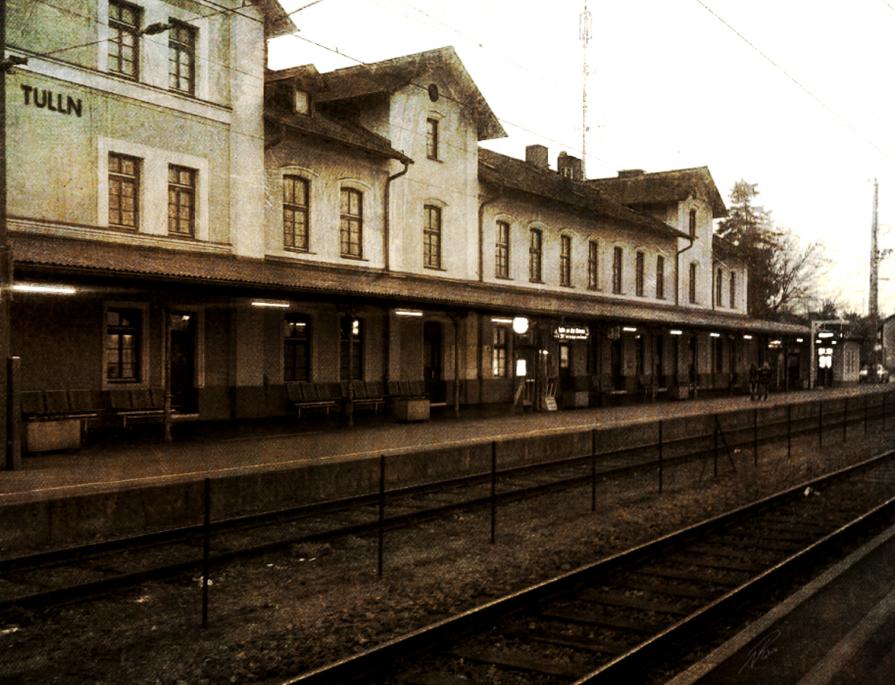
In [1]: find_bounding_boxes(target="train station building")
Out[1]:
[4,0,812,449]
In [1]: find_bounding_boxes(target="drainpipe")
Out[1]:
[383,159,411,272]
[674,236,696,307]
[477,190,501,281]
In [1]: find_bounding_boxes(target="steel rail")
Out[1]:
[281,448,895,684]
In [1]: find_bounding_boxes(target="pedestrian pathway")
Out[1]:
[1,385,890,505]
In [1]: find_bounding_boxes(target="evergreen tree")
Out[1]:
[717,181,825,319]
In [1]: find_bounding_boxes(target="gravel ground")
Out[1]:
[1,425,893,685]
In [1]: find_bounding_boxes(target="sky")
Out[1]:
[269,0,895,316]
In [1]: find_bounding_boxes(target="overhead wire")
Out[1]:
[693,0,891,160]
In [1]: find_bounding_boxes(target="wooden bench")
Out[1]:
[342,380,385,413]
[286,382,339,419]
[388,380,430,421]
[20,389,105,453]
[109,388,165,429]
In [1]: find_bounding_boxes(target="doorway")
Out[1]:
[169,311,197,412]
[423,321,444,402]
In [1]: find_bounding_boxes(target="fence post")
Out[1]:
[713,415,719,478]
[842,398,848,442]
[202,477,210,629]
[490,441,497,544]
[864,395,868,435]
[753,408,759,467]
[591,428,597,511]
[819,400,823,449]
[787,404,792,460]
[377,455,385,578]
[657,420,664,494]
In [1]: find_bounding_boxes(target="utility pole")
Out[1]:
[1,6,26,469]
[579,1,591,178]
[1,3,11,469]
[870,179,880,367]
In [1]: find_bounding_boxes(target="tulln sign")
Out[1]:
[21,84,83,118]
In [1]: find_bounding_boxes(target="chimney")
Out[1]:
[557,152,583,181]
[525,144,549,170]
[617,169,645,178]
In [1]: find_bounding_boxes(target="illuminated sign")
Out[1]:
[553,325,589,341]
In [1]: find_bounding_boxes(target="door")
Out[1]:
[654,335,665,387]
[423,321,444,402]
[169,311,197,412]
[558,342,572,391]
[610,337,623,390]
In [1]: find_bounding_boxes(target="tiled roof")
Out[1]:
[478,149,690,241]
[305,46,505,141]
[11,233,808,336]
[265,111,412,163]
[588,167,728,218]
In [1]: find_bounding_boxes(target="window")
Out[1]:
[108,153,140,229]
[293,88,309,114]
[105,308,141,383]
[688,209,697,238]
[340,316,363,381]
[340,188,363,258]
[716,268,723,306]
[283,176,309,251]
[587,239,599,290]
[689,262,698,304]
[491,326,508,377]
[423,204,442,269]
[168,20,196,95]
[730,271,737,308]
[529,228,542,282]
[108,1,140,79]
[495,221,510,278]
[560,235,572,287]
[167,164,196,237]
[612,246,623,294]
[656,255,665,300]
[426,118,439,160]
[284,315,311,382]
[635,251,645,296]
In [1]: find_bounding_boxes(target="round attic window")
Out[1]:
[427,84,439,102]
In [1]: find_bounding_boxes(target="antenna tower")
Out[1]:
[579,1,591,178]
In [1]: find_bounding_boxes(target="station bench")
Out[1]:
[109,388,166,429]
[285,382,340,419]
[20,389,105,453]
[388,380,430,421]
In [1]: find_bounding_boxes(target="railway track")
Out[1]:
[285,449,895,685]
[0,397,886,616]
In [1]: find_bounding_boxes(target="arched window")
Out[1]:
[587,239,599,290]
[495,221,510,278]
[689,262,698,304]
[283,176,309,251]
[340,188,363,258]
[656,255,665,299]
[635,250,645,296]
[424,204,442,269]
[688,209,697,238]
[560,235,572,287]
[529,228,543,283]
[612,246,623,294]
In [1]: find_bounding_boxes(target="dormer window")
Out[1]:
[293,88,310,115]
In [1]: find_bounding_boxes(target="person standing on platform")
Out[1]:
[748,363,759,401]
[759,361,771,401]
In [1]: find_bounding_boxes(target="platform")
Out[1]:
[668,519,895,685]
[0,385,891,552]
